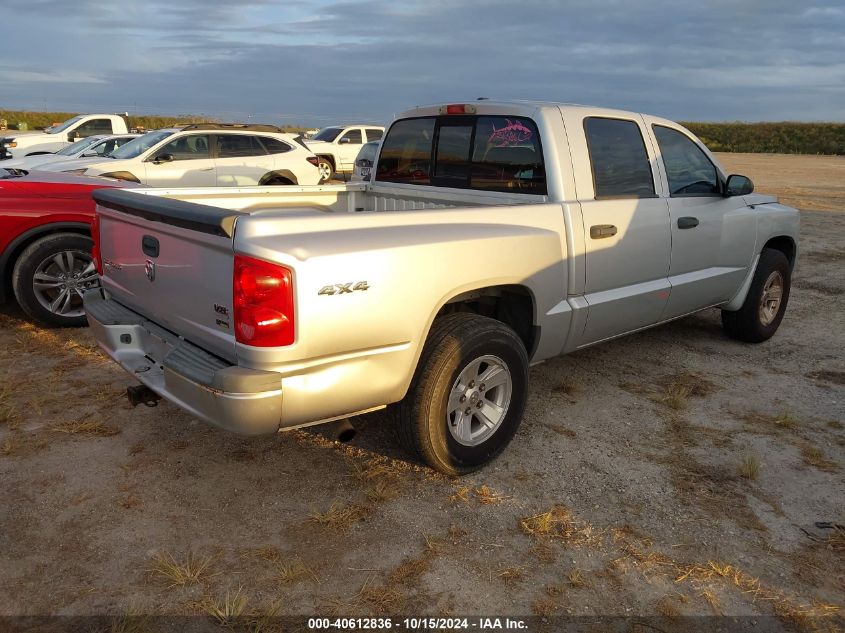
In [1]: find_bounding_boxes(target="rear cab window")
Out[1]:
[375,115,546,194]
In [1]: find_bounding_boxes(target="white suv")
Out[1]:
[73,124,321,187]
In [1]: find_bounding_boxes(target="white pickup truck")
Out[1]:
[0,114,130,160]
[304,125,385,181]
[84,101,799,474]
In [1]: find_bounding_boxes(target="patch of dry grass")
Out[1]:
[553,376,580,396]
[531,595,559,616]
[700,588,723,615]
[51,418,119,437]
[496,566,525,584]
[308,503,371,530]
[519,505,603,547]
[199,587,248,626]
[0,433,48,457]
[529,542,557,564]
[827,526,845,552]
[449,486,470,503]
[800,445,839,472]
[655,595,681,618]
[733,409,802,431]
[273,558,318,585]
[352,458,404,503]
[240,546,282,564]
[148,551,214,587]
[389,554,432,586]
[0,382,20,428]
[568,567,586,588]
[739,453,761,480]
[474,485,509,505]
[675,560,841,627]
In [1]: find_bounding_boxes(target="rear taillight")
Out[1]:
[233,254,295,347]
[306,156,319,167]
[91,212,103,275]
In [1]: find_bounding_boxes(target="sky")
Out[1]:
[0,0,843,126]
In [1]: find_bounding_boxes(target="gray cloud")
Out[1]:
[0,0,842,123]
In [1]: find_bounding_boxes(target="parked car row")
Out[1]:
[0,114,386,184]
[0,114,386,328]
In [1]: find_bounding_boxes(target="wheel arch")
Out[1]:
[427,283,539,361]
[316,154,336,169]
[258,170,298,186]
[762,235,797,270]
[0,222,91,303]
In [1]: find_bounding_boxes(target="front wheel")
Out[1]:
[12,232,98,328]
[396,313,529,475]
[721,248,791,343]
[316,157,334,183]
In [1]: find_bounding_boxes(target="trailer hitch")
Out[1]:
[126,385,161,408]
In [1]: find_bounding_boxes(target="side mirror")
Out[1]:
[725,174,754,196]
[68,132,77,142]
[153,153,174,164]
[81,151,98,157]
[339,137,351,144]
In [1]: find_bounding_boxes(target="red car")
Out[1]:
[0,168,138,327]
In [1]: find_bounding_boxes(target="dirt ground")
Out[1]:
[1,153,843,629]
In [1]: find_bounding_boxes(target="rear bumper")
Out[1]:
[84,290,283,435]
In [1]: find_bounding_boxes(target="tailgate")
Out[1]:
[93,189,244,362]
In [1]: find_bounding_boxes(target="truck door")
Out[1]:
[336,128,364,172]
[563,112,672,346]
[643,119,758,319]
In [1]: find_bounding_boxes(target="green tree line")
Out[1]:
[682,122,845,155]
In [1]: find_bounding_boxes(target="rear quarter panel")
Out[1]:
[232,203,570,425]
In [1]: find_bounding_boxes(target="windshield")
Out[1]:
[110,129,175,160]
[44,115,85,135]
[56,136,100,156]
[311,127,342,142]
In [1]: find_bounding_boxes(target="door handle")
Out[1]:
[590,224,617,239]
[677,216,699,229]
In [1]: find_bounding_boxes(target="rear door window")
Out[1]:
[259,137,293,154]
[216,134,267,158]
[376,115,546,194]
[365,128,384,142]
[584,117,655,198]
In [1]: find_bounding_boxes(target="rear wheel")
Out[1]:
[396,313,529,475]
[316,157,334,183]
[721,248,791,343]
[12,233,97,328]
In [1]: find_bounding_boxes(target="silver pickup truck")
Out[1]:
[84,101,799,474]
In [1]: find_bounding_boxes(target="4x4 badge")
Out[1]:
[318,281,369,295]
[144,259,156,282]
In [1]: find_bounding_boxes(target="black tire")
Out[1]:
[721,248,791,343]
[396,313,529,475]
[316,157,334,183]
[12,232,95,328]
